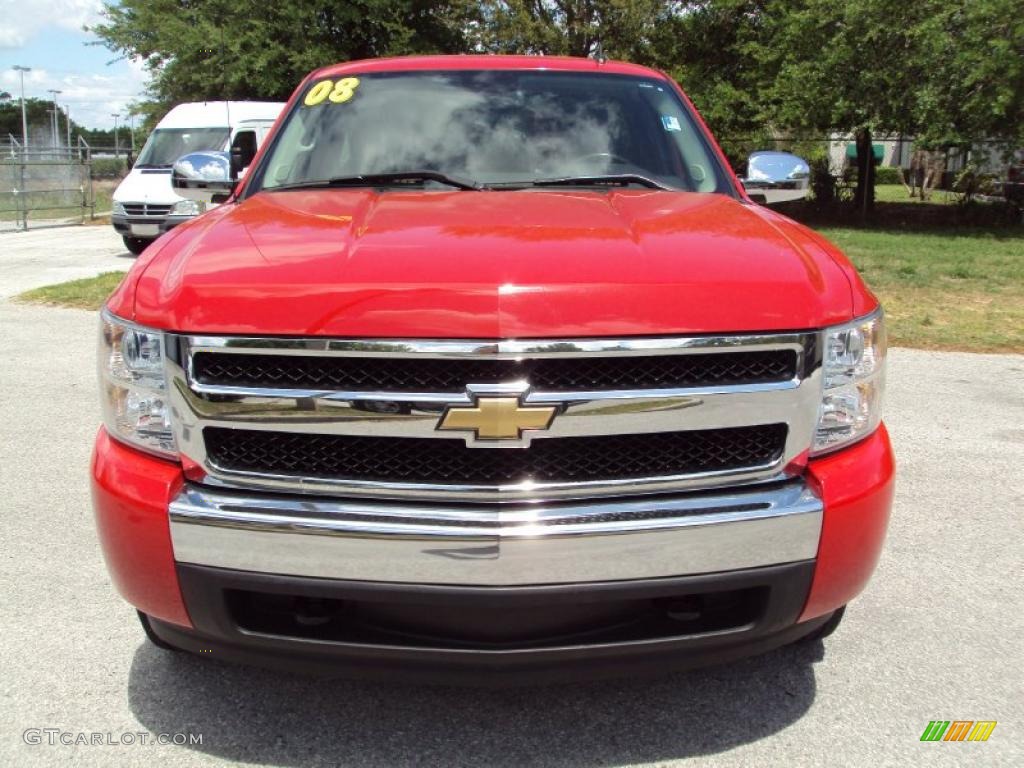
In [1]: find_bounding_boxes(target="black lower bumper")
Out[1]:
[149,562,824,684]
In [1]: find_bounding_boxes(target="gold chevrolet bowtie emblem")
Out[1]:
[438,397,557,440]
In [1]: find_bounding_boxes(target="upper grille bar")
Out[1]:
[192,349,798,393]
[183,333,812,359]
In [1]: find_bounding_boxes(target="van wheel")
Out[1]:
[137,611,180,651]
[122,236,150,256]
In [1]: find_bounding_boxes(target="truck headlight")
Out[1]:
[111,201,126,216]
[171,199,200,216]
[98,310,177,459]
[812,309,886,455]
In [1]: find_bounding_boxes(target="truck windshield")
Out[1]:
[135,127,230,168]
[254,70,727,193]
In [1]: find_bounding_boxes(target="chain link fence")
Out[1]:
[1,146,97,233]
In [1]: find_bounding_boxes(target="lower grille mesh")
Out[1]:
[204,424,788,486]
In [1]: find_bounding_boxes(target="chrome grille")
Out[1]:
[192,349,798,392]
[122,202,173,217]
[167,333,822,502]
[204,425,788,486]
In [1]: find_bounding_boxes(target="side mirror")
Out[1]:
[230,130,258,179]
[172,151,235,204]
[741,151,810,204]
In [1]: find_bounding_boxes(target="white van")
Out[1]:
[111,101,285,254]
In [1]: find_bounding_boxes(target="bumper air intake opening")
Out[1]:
[224,585,768,651]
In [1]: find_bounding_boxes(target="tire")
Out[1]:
[799,605,846,643]
[137,611,180,651]
[122,236,150,256]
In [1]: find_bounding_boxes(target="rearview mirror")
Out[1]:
[172,151,235,204]
[741,151,810,204]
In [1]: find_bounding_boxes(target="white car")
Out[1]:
[111,100,284,255]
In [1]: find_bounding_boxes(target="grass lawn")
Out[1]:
[16,272,127,310]
[13,223,1023,354]
[93,181,115,214]
[816,226,1023,352]
[872,184,956,205]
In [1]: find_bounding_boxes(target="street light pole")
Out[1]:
[47,89,62,147]
[65,104,71,147]
[12,65,30,150]
[111,113,120,158]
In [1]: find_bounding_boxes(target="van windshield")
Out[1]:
[253,70,728,193]
[135,127,230,168]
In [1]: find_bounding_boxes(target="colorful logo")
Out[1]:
[920,721,997,742]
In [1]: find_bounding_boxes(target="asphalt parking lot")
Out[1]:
[0,227,1021,767]
[0,226,133,298]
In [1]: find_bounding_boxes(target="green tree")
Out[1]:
[0,97,62,144]
[755,0,935,215]
[916,0,1024,153]
[0,96,146,150]
[647,1,771,167]
[89,0,1023,215]
[468,1,674,59]
[91,0,476,126]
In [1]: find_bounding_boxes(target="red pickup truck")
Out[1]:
[92,56,893,682]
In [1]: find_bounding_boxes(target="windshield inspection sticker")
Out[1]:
[661,115,682,132]
[303,77,361,107]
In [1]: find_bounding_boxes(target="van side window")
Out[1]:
[231,130,259,176]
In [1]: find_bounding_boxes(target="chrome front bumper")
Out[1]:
[169,480,823,586]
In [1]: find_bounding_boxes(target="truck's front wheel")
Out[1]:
[122,236,150,256]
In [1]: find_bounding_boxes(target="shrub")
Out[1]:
[843,166,905,186]
[808,156,838,205]
[952,165,997,204]
[875,166,904,185]
[91,158,128,179]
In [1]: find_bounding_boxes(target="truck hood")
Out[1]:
[130,188,858,336]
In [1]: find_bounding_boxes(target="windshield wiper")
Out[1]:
[272,171,480,192]
[490,174,671,191]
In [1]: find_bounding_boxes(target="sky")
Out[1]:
[0,0,147,130]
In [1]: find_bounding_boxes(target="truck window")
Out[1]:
[255,70,726,193]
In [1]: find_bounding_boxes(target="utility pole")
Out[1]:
[111,113,120,158]
[12,65,30,150]
[65,104,71,147]
[126,112,136,166]
[47,88,62,147]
